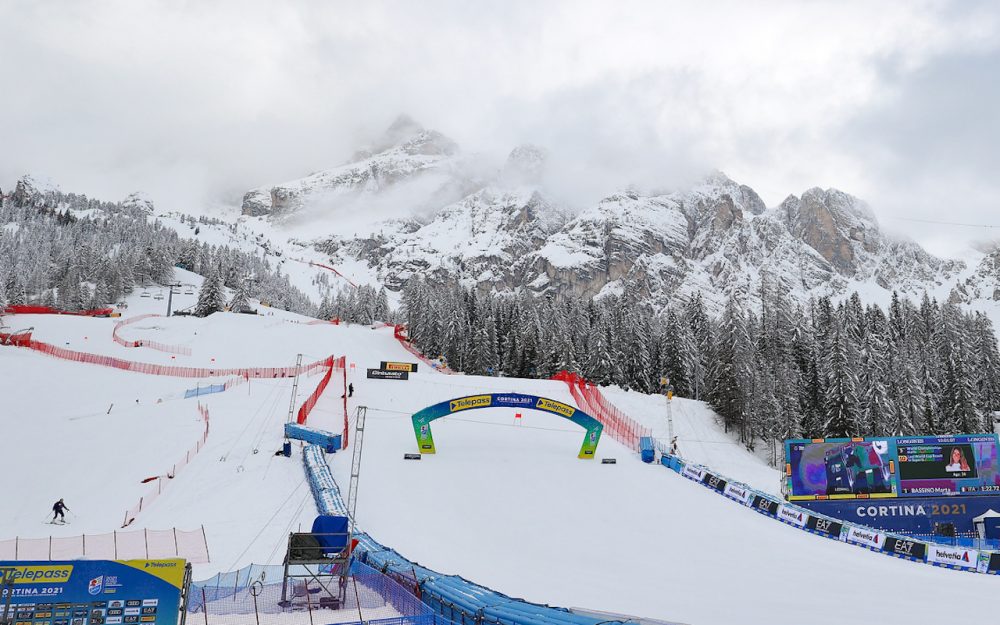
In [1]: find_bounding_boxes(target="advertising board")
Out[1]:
[785,438,896,500]
[751,495,780,518]
[882,536,927,560]
[785,434,1000,501]
[0,559,187,625]
[896,435,1000,497]
[777,505,807,527]
[845,526,884,549]
[367,368,409,380]
[380,361,418,373]
[702,473,727,493]
[805,516,843,538]
[925,545,979,570]
[796,494,1000,534]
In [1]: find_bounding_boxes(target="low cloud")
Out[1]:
[1,1,998,256]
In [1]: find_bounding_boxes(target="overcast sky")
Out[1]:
[1,0,998,256]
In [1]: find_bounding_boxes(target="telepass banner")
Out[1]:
[0,559,187,625]
[412,393,603,459]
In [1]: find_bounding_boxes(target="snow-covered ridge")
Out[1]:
[231,118,983,315]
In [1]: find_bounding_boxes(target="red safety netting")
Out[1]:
[113,313,193,355]
[2,304,114,316]
[0,331,33,346]
[393,324,454,374]
[552,371,651,452]
[295,356,349,448]
[6,337,331,378]
[122,403,211,527]
[0,527,210,563]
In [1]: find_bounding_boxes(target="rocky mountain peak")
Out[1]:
[780,187,880,275]
[501,144,547,185]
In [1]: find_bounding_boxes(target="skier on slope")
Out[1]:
[51,498,70,523]
[348,383,354,398]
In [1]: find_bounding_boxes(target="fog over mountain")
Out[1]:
[2,1,1000,257]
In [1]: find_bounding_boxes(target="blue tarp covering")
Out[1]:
[311,514,349,555]
[285,423,342,451]
[639,436,654,463]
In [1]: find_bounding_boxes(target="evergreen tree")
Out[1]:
[195,272,226,317]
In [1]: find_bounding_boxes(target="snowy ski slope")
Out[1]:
[1,288,997,625]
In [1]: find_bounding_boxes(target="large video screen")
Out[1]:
[897,435,1000,496]
[786,438,896,500]
[785,435,1000,500]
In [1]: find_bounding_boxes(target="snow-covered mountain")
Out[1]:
[241,115,481,222]
[242,117,965,312]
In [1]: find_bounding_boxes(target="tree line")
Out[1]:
[400,278,1000,463]
[0,187,315,315]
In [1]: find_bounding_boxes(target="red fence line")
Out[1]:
[5,337,331,379]
[393,325,454,374]
[552,371,651,452]
[122,402,211,527]
[113,314,192,355]
[1,304,114,316]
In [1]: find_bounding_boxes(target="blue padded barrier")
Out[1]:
[657,452,998,575]
[639,436,654,463]
[286,423,342,451]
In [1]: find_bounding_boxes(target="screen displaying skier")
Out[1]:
[786,438,896,500]
[896,435,1000,496]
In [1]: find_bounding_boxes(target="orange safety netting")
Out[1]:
[6,337,331,378]
[122,403,211,527]
[552,370,651,452]
[113,313,193,355]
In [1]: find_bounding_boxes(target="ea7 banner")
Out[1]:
[411,393,603,459]
[0,559,188,625]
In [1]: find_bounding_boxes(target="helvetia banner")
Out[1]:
[0,559,187,625]
[777,504,808,527]
[925,545,979,570]
[845,526,884,549]
[682,465,706,482]
[723,483,753,505]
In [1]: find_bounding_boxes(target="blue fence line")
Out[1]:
[184,383,226,399]
[286,423,342,451]
[303,444,347,516]
[658,452,1000,575]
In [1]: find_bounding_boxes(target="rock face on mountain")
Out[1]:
[242,118,963,311]
[241,116,467,218]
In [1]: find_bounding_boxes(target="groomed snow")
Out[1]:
[2,291,997,625]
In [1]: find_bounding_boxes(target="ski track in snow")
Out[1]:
[1,284,997,625]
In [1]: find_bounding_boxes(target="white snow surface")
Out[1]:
[2,295,997,625]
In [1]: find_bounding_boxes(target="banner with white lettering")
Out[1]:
[846,526,884,549]
[777,505,808,528]
[702,473,727,493]
[881,536,927,560]
[805,515,844,538]
[926,545,978,570]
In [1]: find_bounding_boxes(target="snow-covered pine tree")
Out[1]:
[195,272,226,317]
[229,279,252,313]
